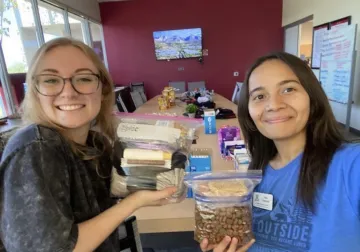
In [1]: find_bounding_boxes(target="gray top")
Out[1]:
[0,124,120,252]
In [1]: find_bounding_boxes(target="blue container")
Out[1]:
[204,109,216,134]
[186,149,212,198]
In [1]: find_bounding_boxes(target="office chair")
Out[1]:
[232,82,243,105]
[119,216,143,252]
[130,82,147,102]
[130,91,145,108]
[114,86,137,113]
[188,81,206,91]
[169,81,186,94]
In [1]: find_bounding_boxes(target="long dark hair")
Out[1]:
[238,52,344,212]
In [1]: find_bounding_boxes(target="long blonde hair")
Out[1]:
[21,37,115,161]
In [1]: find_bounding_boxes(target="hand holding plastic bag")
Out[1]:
[200,236,255,252]
[184,170,262,247]
[111,112,203,203]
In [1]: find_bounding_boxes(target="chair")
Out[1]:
[131,91,145,108]
[139,92,147,103]
[188,81,206,91]
[232,82,243,105]
[114,86,136,113]
[130,82,147,102]
[118,216,143,252]
[169,81,186,94]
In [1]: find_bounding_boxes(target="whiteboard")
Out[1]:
[312,69,320,81]
[319,24,356,104]
[311,25,328,69]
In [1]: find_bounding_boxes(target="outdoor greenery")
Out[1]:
[0,0,17,44]
[8,61,26,73]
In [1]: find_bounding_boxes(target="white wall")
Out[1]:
[53,0,101,22]
[283,0,360,130]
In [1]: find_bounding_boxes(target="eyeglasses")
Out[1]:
[34,73,100,96]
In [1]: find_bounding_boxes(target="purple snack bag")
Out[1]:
[218,126,240,156]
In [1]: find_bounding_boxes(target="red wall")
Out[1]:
[10,73,26,104]
[0,73,26,114]
[100,0,283,100]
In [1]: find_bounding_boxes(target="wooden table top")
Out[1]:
[133,94,239,233]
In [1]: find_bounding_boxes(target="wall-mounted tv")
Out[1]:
[153,28,202,60]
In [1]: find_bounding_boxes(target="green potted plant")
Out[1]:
[186,104,198,118]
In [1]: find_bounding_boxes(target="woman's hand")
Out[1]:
[200,236,255,252]
[128,187,178,209]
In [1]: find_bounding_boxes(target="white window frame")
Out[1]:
[88,20,109,69]
[99,24,109,69]
[31,0,45,46]
[63,8,71,36]
[0,47,16,114]
[83,20,92,46]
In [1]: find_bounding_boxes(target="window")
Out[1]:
[89,21,105,62]
[1,0,39,74]
[68,13,86,43]
[38,1,67,42]
[0,0,36,117]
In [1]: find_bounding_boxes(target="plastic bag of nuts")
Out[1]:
[184,171,262,246]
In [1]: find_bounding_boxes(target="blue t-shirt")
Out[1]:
[249,144,360,252]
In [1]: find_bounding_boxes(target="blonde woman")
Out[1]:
[0,38,176,252]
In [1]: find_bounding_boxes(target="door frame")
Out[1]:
[284,15,314,55]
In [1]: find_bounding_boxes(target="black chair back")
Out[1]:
[115,86,136,113]
[118,216,143,252]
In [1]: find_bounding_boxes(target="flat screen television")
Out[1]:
[153,28,202,60]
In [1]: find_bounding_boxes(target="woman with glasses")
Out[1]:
[0,38,176,252]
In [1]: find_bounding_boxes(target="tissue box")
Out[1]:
[233,143,250,171]
[204,109,216,134]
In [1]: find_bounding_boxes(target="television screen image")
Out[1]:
[153,28,202,60]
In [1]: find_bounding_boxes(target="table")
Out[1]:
[134,94,239,233]
[0,119,22,134]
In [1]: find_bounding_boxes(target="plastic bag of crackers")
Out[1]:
[111,112,203,202]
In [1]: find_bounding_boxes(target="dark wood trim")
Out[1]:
[330,16,351,28]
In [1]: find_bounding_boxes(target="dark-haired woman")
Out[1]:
[200,52,360,252]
